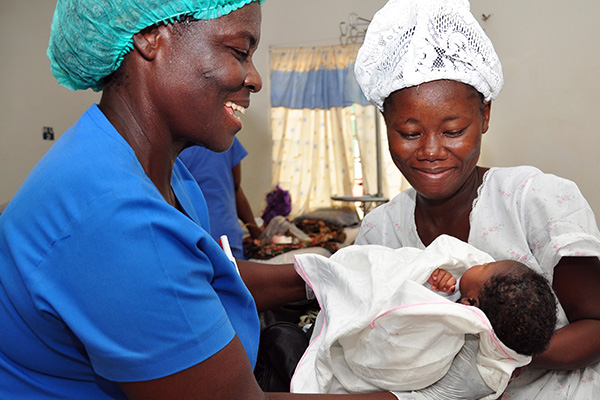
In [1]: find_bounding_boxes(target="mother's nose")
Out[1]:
[416,134,447,161]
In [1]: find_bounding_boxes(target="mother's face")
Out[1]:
[383,80,491,201]
[148,2,262,152]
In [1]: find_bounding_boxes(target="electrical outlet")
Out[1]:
[43,126,55,141]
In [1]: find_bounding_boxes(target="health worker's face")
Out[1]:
[152,2,262,152]
[383,80,490,201]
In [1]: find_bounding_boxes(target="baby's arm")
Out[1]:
[427,268,457,293]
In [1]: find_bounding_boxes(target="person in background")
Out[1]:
[0,0,495,399]
[353,0,600,398]
[179,137,263,259]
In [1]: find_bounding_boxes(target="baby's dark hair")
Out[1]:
[478,262,557,356]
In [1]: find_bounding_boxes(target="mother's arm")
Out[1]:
[530,256,600,369]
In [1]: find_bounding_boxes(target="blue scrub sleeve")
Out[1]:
[32,190,249,382]
[230,137,248,168]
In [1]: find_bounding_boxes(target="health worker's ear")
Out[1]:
[132,26,165,61]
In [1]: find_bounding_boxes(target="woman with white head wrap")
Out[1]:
[354,0,600,399]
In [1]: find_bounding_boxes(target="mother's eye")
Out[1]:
[444,129,466,137]
[399,131,420,139]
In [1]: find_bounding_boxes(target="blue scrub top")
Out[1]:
[0,105,259,399]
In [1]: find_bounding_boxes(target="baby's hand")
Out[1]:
[427,268,457,293]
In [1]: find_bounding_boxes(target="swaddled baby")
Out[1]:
[291,235,557,399]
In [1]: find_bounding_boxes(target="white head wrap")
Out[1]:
[355,0,503,110]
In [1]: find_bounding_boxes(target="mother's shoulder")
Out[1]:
[485,165,546,185]
[485,165,579,195]
[488,165,542,177]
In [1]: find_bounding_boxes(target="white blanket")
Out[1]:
[291,235,531,398]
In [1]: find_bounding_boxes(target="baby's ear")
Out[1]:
[460,297,479,307]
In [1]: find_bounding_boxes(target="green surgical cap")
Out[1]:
[47,0,266,91]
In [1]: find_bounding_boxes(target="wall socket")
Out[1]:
[43,126,55,141]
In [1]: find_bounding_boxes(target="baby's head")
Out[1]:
[460,260,557,356]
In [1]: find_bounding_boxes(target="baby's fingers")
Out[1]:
[437,274,457,293]
[427,269,441,286]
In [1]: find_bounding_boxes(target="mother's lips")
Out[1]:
[413,167,455,180]
[416,167,452,174]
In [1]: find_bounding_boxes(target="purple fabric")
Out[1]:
[261,185,291,224]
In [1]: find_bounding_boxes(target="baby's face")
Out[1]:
[460,260,514,300]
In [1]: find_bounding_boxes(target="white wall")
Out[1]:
[469,0,600,225]
[2,0,599,224]
[0,1,100,207]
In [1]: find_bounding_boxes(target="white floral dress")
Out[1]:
[356,165,600,399]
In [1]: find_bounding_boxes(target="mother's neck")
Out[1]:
[415,166,488,245]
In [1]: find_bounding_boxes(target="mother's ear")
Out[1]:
[482,101,492,134]
[132,26,163,61]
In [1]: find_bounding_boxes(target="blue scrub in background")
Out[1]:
[179,138,249,259]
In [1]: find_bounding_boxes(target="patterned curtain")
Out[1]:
[269,44,408,217]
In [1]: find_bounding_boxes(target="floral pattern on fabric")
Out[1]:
[244,219,346,260]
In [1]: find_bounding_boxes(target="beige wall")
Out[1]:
[0,1,100,207]
[470,0,600,226]
[1,0,599,224]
